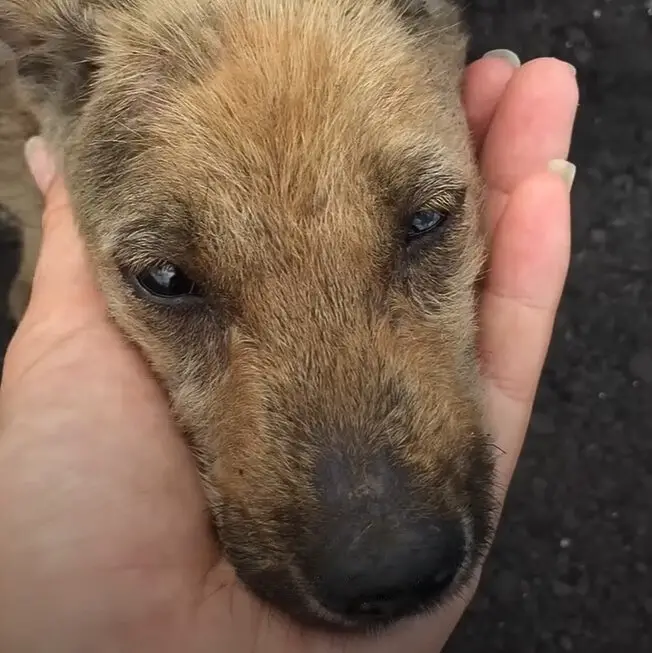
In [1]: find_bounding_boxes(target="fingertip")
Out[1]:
[463,56,518,146]
[19,160,103,325]
[517,57,580,112]
[482,49,522,68]
[480,57,580,193]
[548,158,577,191]
[24,137,55,196]
[521,55,578,81]
[23,136,72,244]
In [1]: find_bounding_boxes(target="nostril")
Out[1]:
[328,536,465,623]
[350,593,406,620]
[431,561,462,593]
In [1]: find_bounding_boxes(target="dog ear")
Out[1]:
[0,0,103,117]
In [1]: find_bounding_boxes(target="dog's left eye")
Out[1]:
[406,209,448,242]
[134,263,201,302]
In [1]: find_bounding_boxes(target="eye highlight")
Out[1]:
[132,262,202,304]
[406,209,449,243]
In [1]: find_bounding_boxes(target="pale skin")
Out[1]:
[0,54,578,652]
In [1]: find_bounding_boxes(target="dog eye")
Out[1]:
[134,263,201,301]
[406,209,448,242]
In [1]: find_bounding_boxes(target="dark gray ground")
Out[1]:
[1,0,650,651]
[448,1,652,651]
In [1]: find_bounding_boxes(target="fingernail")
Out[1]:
[548,159,577,191]
[24,136,55,194]
[566,62,577,76]
[482,49,521,68]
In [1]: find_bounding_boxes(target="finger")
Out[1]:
[479,169,571,488]
[462,50,520,148]
[481,57,579,192]
[480,58,578,232]
[21,137,105,327]
[480,169,571,405]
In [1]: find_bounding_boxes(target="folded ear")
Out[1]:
[0,0,102,119]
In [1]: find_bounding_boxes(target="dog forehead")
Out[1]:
[117,0,465,164]
[92,0,470,196]
[138,25,465,210]
[84,0,472,271]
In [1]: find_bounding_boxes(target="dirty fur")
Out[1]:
[1,0,498,634]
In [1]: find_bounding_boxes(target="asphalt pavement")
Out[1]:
[447,1,652,651]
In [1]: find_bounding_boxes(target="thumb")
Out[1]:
[3,138,108,381]
[21,136,106,327]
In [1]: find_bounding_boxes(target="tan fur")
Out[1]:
[1,0,497,633]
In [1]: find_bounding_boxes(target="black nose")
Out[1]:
[314,517,465,623]
[306,450,467,626]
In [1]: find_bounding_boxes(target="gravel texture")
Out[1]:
[1,1,650,650]
[448,1,652,651]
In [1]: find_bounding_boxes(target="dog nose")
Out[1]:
[315,516,465,623]
[308,450,467,625]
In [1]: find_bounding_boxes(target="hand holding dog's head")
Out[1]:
[2,16,578,648]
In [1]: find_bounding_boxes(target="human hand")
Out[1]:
[0,52,578,652]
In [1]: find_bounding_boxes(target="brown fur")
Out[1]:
[1,0,497,633]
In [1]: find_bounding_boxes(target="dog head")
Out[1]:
[2,0,496,633]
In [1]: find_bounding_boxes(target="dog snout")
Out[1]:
[302,449,467,627]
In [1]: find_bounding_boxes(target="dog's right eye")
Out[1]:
[132,263,202,304]
[406,209,449,243]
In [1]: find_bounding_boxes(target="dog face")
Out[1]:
[2,0,496,633]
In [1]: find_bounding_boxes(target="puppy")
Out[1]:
[0,0,497,634]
